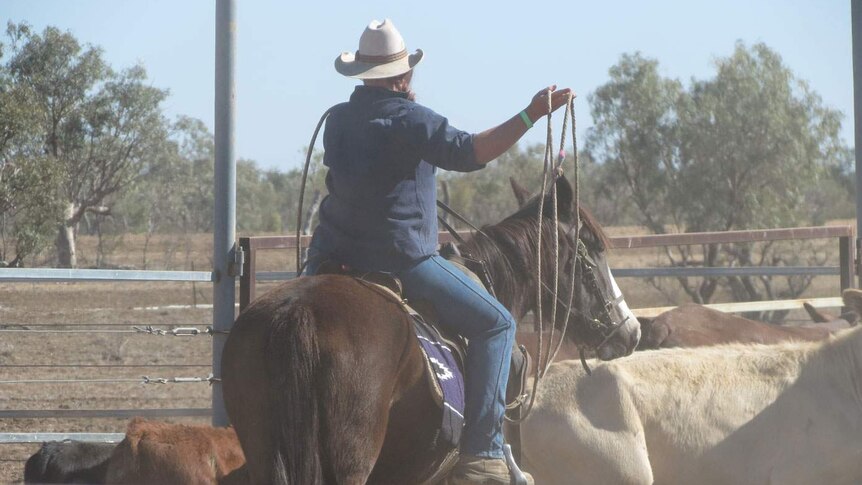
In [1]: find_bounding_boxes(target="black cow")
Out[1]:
[24,441,115,484]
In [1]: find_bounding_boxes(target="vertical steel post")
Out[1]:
[853,0,862,288]
[840,235,855,291]
[212,0,236,427]
[239,237,254,312]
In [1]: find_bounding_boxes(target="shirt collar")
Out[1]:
[350,85,410,103]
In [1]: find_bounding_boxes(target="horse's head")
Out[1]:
[507,175,641,360]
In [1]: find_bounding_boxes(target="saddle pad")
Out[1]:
[412,315,465,448]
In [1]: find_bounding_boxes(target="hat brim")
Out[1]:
[335,49,423,79]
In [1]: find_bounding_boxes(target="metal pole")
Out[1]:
[853,0,862,288]
[212,0,236,427]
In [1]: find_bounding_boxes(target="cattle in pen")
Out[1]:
[104,418,245,485]
[522,325,862,485]
[24,440,114,484]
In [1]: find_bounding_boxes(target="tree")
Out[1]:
[5,22,169,267]
[0,32,63,264]
[587,52,684,234]
[237,158,282,232]
[587,44,845,315]
[439,144,545,227]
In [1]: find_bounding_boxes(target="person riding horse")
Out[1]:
[306,18,571,484]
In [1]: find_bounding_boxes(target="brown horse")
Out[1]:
[221,175,641,484]
[636,303,849,350]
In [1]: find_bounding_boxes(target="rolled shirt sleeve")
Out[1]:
[401,105,484,173]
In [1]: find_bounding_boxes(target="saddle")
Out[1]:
[314,254,530,401]
[315,258,469,398]
[314,250,532,484]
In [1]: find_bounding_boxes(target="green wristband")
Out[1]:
[519,110,533,129]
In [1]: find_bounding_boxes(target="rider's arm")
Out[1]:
[472,85,572,165]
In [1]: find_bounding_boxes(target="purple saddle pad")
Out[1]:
[412,317,465,447]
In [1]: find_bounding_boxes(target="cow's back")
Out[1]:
[105,419,245,485]
[640,304,832,349]
[24,441,114,484]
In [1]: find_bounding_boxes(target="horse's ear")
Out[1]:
[509,177,530,207]
[545,174,574,221]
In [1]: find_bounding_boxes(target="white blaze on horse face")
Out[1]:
[608,268,641,352]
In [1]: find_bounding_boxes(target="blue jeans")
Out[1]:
[397,255,515,458]
[306,251,515,458]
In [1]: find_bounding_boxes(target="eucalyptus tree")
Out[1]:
[587,44,844,315]
[0,30,63,265]
[5,22,169,267]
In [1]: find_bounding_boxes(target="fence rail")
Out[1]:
[608,224,855,291]
[240,225,856,312]
[0,408,213,419]
[0,268,217,445]
[0,268,212,282]
[0,433,126,444]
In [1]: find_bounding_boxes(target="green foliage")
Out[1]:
[806,147,855,224]
[237,158,283,232]
[4,21,170,266]
[586,43,848,311]
[0,21,856,296]
[440,144,544,226]
[587,52,683,233]
[674,42,842,231]
[0,26,64,263]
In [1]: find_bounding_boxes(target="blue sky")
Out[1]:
[1,0,853,171]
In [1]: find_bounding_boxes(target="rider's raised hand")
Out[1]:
[526,85,574,122]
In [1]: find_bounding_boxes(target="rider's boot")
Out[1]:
[448,454,534,485]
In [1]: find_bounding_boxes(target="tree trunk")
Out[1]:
[55,202,78,268]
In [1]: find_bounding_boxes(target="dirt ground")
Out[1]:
[0,230,849,483]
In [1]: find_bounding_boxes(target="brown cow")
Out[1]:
[521,304,847,357]
[636,303,843,350]
[105,419,245,485]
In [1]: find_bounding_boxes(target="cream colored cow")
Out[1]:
[521,326,862,485]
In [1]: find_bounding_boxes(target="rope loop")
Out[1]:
[512,91,580,422]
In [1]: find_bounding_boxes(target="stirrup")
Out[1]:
[503,444,529,485]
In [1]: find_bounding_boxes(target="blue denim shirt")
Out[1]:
[309,85,484,272]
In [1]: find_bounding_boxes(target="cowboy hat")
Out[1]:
[335,19,423,79]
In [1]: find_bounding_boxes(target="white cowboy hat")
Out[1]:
[335,19,423,79]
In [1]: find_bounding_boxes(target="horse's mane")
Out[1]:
[502,186,611,252]
[457,197,609,312]
[576,207,611,252]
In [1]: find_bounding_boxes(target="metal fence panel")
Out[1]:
[0,268,213,282]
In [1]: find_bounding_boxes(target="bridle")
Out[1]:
[438,202,627,350]
[550,219,631,358]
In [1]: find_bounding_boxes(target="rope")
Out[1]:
[509,89,555,423]
[545,95,578,376]
[296,104,344,273]
[510,92,581,422]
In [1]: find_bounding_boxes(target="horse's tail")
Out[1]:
[267,302,323,485]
